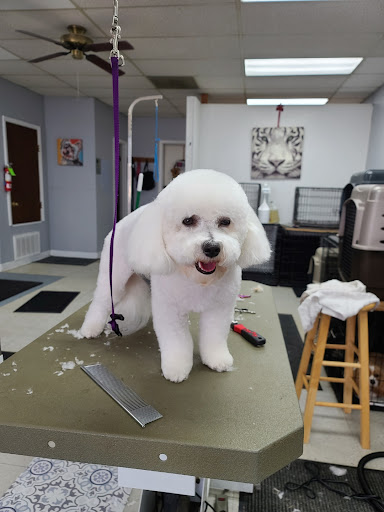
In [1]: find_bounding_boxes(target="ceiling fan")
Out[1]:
[16,25,134,76]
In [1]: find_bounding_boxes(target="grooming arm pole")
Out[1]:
[127,95,163,214]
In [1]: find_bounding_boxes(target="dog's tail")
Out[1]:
[114,273,152,336]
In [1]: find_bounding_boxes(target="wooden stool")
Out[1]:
[295,302,381,450]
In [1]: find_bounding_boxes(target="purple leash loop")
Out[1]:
[108,56,124,336]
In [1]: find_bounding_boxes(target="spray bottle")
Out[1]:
[258,183,271,224]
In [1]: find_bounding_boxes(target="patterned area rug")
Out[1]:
[0,458,131,512]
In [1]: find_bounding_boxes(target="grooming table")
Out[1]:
[0,282,303,484]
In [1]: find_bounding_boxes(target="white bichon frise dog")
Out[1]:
[81,169,270,382]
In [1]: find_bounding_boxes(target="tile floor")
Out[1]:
[0,261,383,504]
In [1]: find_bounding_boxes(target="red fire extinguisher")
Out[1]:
[4,165,15,192]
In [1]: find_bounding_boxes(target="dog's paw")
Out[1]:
[161,359,192,383]
[80,323,103,339]
[202,350,234,373]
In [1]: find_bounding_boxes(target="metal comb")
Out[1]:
[81,364,163,427]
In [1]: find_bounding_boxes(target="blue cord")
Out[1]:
[154,102,160,182]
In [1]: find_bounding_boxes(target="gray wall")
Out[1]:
[0,77,49,266]
[44,96,98,256]
[365,85,384,170]
[95,99,114,251]
[94,100,129,249]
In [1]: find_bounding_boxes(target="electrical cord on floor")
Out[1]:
[357,452,384,512]
[284,458,384,511]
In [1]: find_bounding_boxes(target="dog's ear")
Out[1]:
[237,204,271,269]
[126,202,175,275]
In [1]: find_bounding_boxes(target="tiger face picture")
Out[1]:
[251,127,304,180]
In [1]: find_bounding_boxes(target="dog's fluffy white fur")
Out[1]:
[81,169,271,382]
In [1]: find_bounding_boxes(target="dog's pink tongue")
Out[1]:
[199,261,216,272]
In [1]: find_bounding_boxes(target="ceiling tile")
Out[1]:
[2,74,70,88]
[60,75,156,92]
[77,0,229,6]
[0,39,60,61]
[154,88,197,97]
[0,0,75,9]
[0,60,45,74]
[58,74,119,87]
[354,57,384,74]
[331,90,370,99]
[242,34,383,59]
[0,47,18,60]
[245,76,346,90]
[340,73,384,90]
[28,86,81,96]
[81,88,159,99]
[0,10,103,41]
[86,5,238,38]
[33,57,138,76]
[195,76,244,89]
[328,98,362,104]
[134,59,242,77]
[127,36,240,60]
[241,1,384,35]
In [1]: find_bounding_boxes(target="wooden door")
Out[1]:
[6,121,41,224]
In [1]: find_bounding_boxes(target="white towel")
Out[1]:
[298,280,380,332]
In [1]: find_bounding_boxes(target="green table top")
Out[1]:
[0,281,303,483]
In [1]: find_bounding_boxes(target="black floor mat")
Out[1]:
[239,458,384,512]
[37,256,98,266]
[0,279,42,301]
[293,285,307,298]
[278,314,304,380]
[15,291,79,313]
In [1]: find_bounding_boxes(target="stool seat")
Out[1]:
[295,302,383,449]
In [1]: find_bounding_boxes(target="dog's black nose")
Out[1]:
[202,240,221,258]
[370,378,376,385]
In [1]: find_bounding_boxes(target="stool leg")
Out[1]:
[295,315,320,400]
[358,310,370,449]
[303,314,331,444]
[343,315,356,413]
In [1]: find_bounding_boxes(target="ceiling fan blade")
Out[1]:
[83,40,134,52]
[29,51,71,63]
[85,54,125,76]
[16,29,64,46]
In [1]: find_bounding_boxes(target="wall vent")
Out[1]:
[13,232,41,260]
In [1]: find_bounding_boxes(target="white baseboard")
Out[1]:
[0,250,51,272]
[50,250,100,259]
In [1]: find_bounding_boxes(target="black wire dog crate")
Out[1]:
[293,187,343,228]
[240,182,261,212]
[242,224,282,286]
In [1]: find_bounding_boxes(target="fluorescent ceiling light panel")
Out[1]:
[247,98,328,105]
[245,58,363,76]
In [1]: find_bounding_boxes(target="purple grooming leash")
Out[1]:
[108,56,124,336]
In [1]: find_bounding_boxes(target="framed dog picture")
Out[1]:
[57,138,83,166]
[251,127,304,180]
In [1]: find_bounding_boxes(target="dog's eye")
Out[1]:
[218,217,231,227]
[182,216,197,227]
